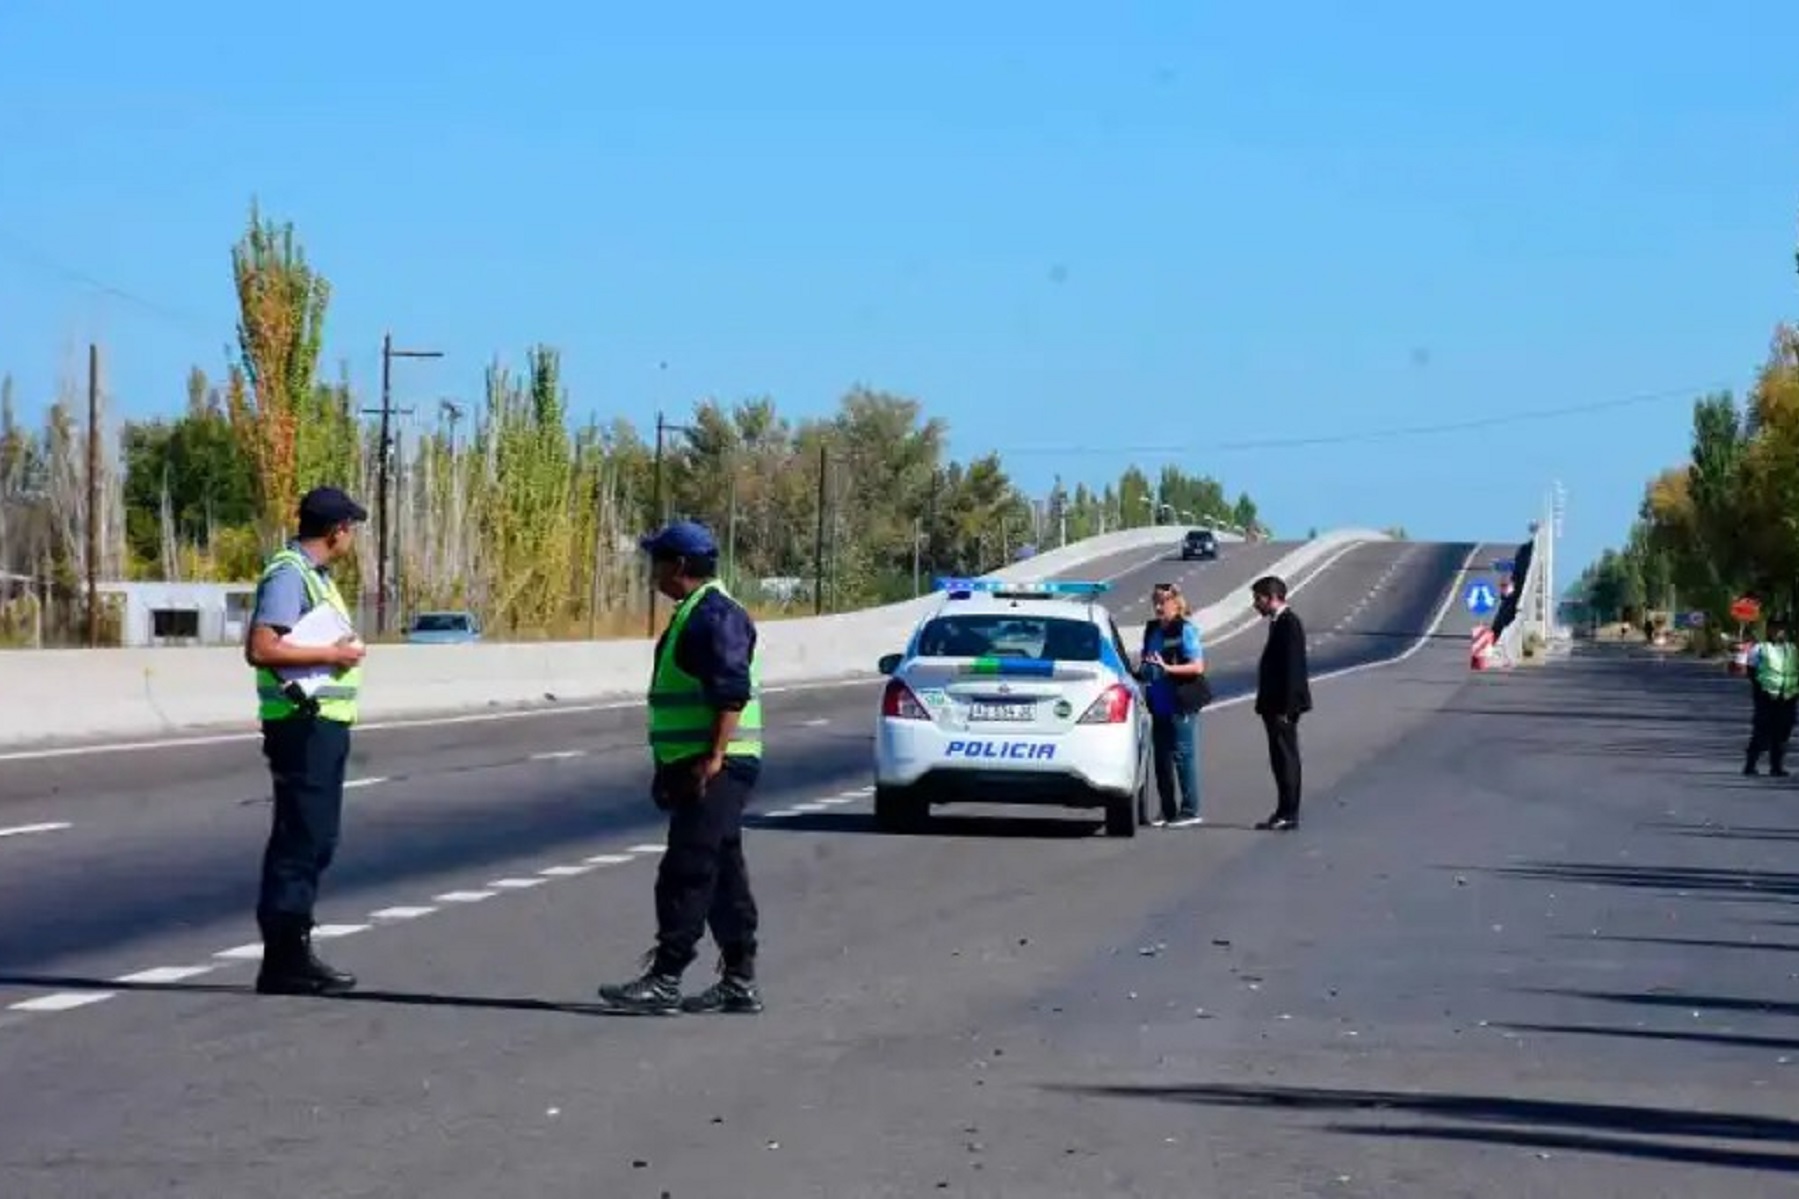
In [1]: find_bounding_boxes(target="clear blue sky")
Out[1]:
[2,0,1795,580]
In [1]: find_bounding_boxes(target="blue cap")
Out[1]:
[298,486,368,526]
[639,519,719,559]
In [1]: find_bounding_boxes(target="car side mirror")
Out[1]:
[877,653,902,675]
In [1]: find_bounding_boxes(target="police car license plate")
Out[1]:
[969,701,1036,722]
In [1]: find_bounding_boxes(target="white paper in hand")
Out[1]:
[277,603,360,697]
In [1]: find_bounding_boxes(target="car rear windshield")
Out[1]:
[915,614,1103,661]
[413,614,471,632]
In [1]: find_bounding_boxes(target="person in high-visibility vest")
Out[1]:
[596,519,766,1016]
[1744,614,1798,777]
[242,486,369,995]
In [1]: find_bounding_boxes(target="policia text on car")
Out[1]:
[595,519,767,1016]
[242,487,370,996]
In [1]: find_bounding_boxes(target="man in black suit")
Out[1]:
[1250,575,1311,831]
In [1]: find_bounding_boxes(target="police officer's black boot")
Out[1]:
[594,950,683,1015]
[255,916,357,996]
[681,951,763,1015]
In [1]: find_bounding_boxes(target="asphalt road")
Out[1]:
[6,537,1683,1199]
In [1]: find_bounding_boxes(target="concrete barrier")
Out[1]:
[0,525,1386,748]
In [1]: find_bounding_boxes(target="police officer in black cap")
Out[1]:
[595,519,767,1015]
[243,486,369,995]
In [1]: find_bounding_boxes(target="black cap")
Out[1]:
[298,486,368,527]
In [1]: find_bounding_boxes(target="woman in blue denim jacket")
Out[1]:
[1141,582,1207,827]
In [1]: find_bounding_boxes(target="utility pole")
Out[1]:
[813,442,828,614]
[646,410,697,637]
[364,332,441,635]
[85,343,100,647]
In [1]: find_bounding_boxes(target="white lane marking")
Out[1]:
[801,718,830,727]
[791,802,829,813]
[0,822,71,839]
[530,750,585,761]
[311,923,371,939]
[627,844,665,855]
[1199,544,1484,715]
[344,777,387,789]
[0,676,881,763]
[758,809,800,818]
[116,965,214,984]
[1200,538,1378,648]
[818,796,853,806]
[435,890,497,903]
[584,854,634,865]
[371,905,437,920]
[489,877,548,889]
[9,992,115,1012]
[540,864,594,877]
[215,943,264,961]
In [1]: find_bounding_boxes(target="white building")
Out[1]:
[98,581,258,648]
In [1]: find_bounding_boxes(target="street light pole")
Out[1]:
[646,410,698,638]
[364,332,442,636]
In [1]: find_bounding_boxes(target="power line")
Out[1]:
[973,382,1733,457]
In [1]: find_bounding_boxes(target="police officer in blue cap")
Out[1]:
[243,485,369,995]
[596,519,767,1015]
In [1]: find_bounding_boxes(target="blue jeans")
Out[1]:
[1150,711,1201,821]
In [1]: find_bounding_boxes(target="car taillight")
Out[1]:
[1078,683,1133,724]
[882,679,930,720]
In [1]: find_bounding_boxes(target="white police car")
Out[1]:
[872,577,1152,837]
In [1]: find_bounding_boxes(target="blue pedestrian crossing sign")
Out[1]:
[1464,580,1498,616]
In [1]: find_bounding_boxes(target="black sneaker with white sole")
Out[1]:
[682,973,764,1014]
[594,968,683,1015]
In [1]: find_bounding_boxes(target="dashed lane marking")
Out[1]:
[8,992,115,1013]
[530,750,586,761]
[760,809,801,818]
[344,777,388,790]
[115,965,215,984]
[0,822,71,839]
[370,906,437,921]
[3,786,880,1025]
[214,943,265,961]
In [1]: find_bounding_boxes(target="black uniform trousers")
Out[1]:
[1748,687,1797,771]
[652,755,761,978]
[257,714,351,937]
[1262,713,1303,821]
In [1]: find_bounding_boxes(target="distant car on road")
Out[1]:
[405,610,482,644]
[872,577,1151,837]
[1180,528,1220,561]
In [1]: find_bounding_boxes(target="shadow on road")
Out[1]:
[755,811,1104,840]
[1048,1081,1799,1174]
[1466,860,1799,903]
[0,971,607,1017]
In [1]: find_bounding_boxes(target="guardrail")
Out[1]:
[0,525,1387,748]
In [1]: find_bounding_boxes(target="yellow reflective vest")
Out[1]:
[253,548,362,725]
[647,579,762,764]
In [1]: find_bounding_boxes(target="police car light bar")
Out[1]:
[932,576,1111,599]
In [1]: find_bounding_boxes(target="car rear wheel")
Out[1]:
[1105,789,1138,838]
[874,785,927,833]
